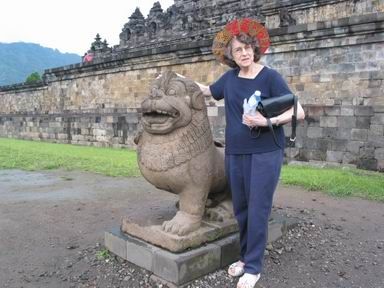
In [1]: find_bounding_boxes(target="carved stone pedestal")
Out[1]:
[121,216,238,252]
[105,227,240,287]
[105,212,298,287]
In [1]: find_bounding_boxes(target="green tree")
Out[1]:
[25,72,41,84]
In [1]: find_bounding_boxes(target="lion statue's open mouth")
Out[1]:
[139,72,198,134]
[141,107,180,133]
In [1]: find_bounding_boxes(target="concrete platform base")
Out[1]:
[105,213,298,287]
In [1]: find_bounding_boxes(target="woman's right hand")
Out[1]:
[243,112,268,128]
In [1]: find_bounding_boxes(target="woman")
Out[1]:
[197,18,305,288]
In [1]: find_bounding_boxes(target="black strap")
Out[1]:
[266,118,282,149]
[251,96,298,149]
[267,96,298,149]
[289,95,298,143]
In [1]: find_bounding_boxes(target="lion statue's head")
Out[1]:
[140,71,206,134]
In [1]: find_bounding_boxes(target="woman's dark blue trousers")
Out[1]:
[225,149,283,275]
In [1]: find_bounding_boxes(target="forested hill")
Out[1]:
[0,42,81,86]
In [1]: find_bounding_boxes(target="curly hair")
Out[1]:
[223,33,261,68]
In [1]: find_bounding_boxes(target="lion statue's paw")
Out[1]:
[161,211,202,236]
[205,200,234,222]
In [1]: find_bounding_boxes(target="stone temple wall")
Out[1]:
[0,0,383,171]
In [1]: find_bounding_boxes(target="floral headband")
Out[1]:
[212,18,270,65]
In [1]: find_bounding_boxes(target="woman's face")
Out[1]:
[230,38,254,69]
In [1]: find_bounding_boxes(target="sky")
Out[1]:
[0,0,175,55]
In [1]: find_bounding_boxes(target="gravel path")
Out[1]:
[0,170,383,288]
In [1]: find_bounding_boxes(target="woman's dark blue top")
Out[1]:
[209,66,292,154]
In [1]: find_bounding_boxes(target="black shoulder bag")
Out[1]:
[252,93,298,148]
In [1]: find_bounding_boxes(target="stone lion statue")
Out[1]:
[134,71,232,236]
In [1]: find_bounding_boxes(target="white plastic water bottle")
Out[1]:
[245,90,261,115]
[243,90,261,126]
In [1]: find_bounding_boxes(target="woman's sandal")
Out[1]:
[237,273,261,288]
[228,261,245,277]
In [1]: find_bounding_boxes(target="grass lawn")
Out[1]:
[0,138,383,202]
[0,138,140,177]
[281,165,384,202]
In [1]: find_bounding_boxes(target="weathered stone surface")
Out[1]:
[336,128,351,140]
[375,148,384,160]
[355,106,374,116]
[347,141,364,154]
[299,149,327,162]
[303,138,320,150]
[368,133,384,147]
[0,2,383,171]
[351,128,368,141]
[320,116,338,128]
[307,127,322,138]
[338,116,356,128]
[215,233,240,267]
[329,139,348,152]
[326,150,344,163]
[104,227,127,259]
[371,114,384,125]
[121,216,238,253]
[370,124,384,135]
[322,127,338,139]
[154,243,221,285]
[356,116,371,129]
[357,157,378,170]
[324,106,340,116]
[342,152,357,165]
[106,212,298,286]
[127,71,233,244]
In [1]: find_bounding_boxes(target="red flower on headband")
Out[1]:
[226,19,240,35]
[239,18,252,34]
[212,18,271,66]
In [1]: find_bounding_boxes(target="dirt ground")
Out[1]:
[0,169,383,288]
